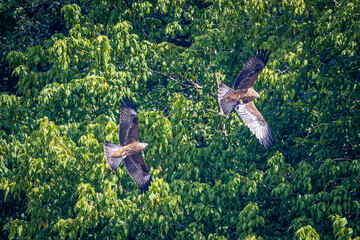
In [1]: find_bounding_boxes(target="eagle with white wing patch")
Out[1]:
[104,95,152,193]
[218,49,275,148]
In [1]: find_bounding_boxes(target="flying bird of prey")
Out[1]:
[104,96,152,193]
[218,49,275,148]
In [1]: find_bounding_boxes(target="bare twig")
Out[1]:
[316,158,355,164]
[213,72,222,115]
[148,68,177,80]
[280,67,290,75]
[331,158,354,162]
[92,104,98,115]
[142,28,148,38]
[148,68,202,89]
[175,222,187,229]
[213,49,226,133]
[176,73,202,89]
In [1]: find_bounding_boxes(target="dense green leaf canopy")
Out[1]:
[1,0,359,239]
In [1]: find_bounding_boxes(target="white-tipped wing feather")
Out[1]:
[235,101,275,148]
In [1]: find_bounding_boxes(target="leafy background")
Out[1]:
[1,0,359,239]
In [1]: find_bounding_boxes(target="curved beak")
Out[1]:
[250,87,260,99]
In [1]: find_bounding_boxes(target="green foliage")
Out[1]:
[330,214,360,240]
[0,0,70,93]
[1,0,360,239]
[295,225,319,240]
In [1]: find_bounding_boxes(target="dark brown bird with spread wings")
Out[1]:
[104,96,152,193]
[218,49,275,148]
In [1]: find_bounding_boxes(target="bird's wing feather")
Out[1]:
[123,153,152,193]
[235,101,275,148]
[233,49,271,90]
[118,96,139,146]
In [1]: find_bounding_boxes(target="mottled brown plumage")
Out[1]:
[233,49,271,90]
[104,96,152,193]
[118,97,139,146]
[218,49,275,149]
[224,87,260,103]
[112,142,148,158]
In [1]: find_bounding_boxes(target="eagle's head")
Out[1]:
[248,87,260,99]
[140,143,149,149]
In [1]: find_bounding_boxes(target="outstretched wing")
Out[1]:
[118,95,139,146]
[233,49,271,90]
[235,101,275,148]
[123,153,152,193]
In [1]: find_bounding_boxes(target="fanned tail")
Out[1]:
[104,140,124,171]
[218,81,236,117]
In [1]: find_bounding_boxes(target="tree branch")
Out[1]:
[176,73,202,89]
[213,49,226,133]
[331,158,354,162]
[148,68,202,89]
[174,222,187,229]
[316,158,355,163]
[148,68,176,81]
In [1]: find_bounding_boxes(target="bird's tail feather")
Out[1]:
[218,81,236,117]
[104,140,124,171]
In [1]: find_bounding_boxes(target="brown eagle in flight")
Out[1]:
[218,49,275,148]
[104,96,152,193]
